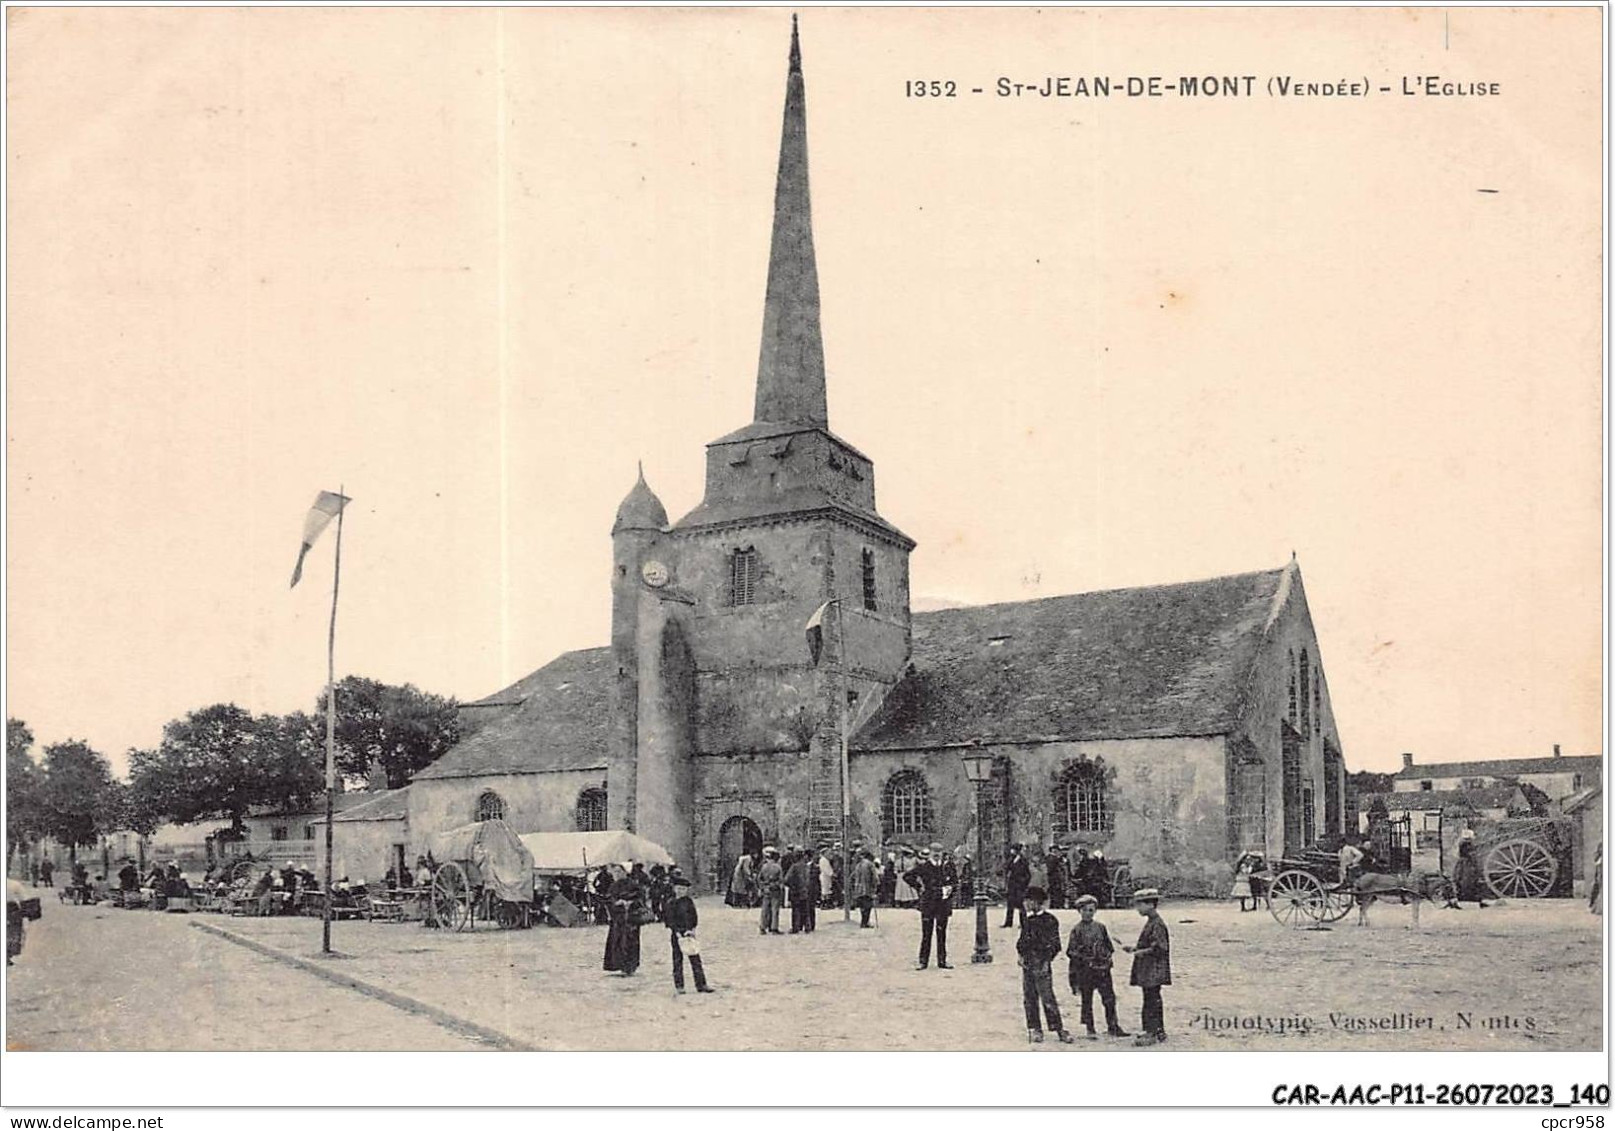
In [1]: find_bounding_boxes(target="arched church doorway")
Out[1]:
[717,816,762,900]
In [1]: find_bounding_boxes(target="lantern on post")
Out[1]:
[961,744,995,965]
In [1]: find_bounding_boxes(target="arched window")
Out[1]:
[476,790,506,823]
[575,788,608,832]
[883,770,933,838]
[1055,761,1112,836]
[729,547,759,606]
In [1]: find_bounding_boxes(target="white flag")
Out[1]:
[805,600,831,665]
[289,491,350,588]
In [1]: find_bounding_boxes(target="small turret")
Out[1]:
[612,463,669,534]
[609,463,666,830]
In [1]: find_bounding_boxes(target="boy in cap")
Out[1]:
[1067,894,1128,1039]
[663,874,714,994]
[1121,888,1171,1046]
[1016,886,1074,1043]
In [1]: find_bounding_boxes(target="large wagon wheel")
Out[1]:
[1108,864,1134,909]
[1267,869,1325,928]
[1484,838,1558,900]
[430,861,475,931]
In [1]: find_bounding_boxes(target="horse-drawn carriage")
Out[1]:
[421,819,536,931]
[1261,815,1575,928]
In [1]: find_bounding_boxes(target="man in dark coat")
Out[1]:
[1046,847,1068,909]
[1002,844,1031,928]
[905,843,957,970]
[1123,888,1172,1045]
[663,874,714,993]
[784,850,813,933]
[850,848,879,927]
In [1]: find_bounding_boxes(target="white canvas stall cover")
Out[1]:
[519,830,674,872]
[423,820,534,904]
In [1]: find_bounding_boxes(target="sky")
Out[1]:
[5,7,1603,778]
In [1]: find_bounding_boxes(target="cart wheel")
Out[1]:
[1108,865,1133,909]
[1267,869,1325,928]
[430,861,474,931]
[1484,838,1558,900]
[1317,884,1355,923]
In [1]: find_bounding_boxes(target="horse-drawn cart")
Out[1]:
[1472,817,1574,900]
[421,820,536,931]
[1262,849,1443,928]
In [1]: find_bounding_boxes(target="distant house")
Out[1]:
[220,793,386,871]
[311,786,412,885]
[1393,748,1601,802]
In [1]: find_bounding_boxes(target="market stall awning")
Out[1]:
[519,830,674,871]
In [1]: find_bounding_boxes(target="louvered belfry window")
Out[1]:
[730,547,759,606]
[862,549,878,611]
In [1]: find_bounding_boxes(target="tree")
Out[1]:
[128,704,323,834]
[39,739,116,861]
[317,677,461,789]
[6,718,46,867]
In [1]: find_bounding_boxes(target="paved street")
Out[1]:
[6,891,1602,1051]
[5,895,484,1050]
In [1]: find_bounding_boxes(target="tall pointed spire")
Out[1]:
[754,14,828,428]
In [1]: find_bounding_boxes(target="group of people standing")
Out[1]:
[728,844,845,919]
[1001,842,1111,925]
[600,860,713,994]
[1017,886,1171,1047]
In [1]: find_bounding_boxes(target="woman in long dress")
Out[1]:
[603,865,644,976]
[893,849,918,907]
[1451,838,1490,908]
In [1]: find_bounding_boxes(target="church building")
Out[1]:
[408,21,1349,895]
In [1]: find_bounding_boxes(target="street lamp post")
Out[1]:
[961,746,994,964]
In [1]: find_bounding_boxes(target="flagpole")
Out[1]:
[322,485,345,955]
[838,599,852,923]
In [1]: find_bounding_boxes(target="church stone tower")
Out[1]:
[669,18,915,846]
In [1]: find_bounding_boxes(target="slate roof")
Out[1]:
[1356,787,1527,813]
[253,792,385,820]
[673,484,912,545]
[1394,754,1603,780]
[317,786,411,824]
[418,565,1296,778]
[854,567,1289,751]
[413,648,613,780]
